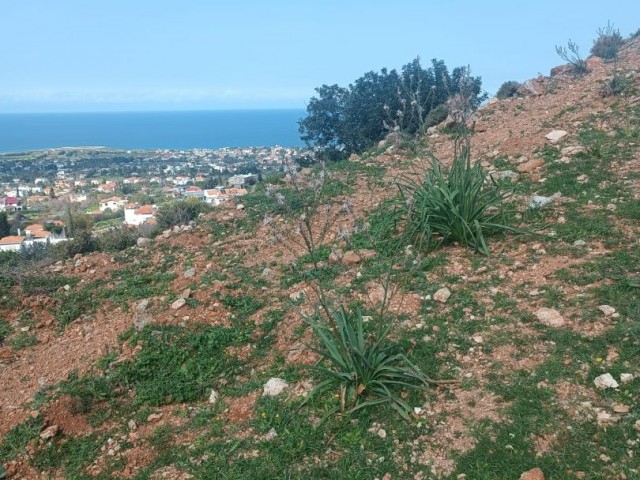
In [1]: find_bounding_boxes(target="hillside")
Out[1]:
[1,38,640,479]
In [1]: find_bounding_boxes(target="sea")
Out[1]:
[0,109,306,153]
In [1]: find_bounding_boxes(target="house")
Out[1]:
[23,223,68,245]
[183,186,204,200]
[0,197,23,212]
[98,182,117,193]
[228,174,258,189]
[0,236,25,252]
[204,188,231,206]
[99,197,126,212]
[124,204,156,226]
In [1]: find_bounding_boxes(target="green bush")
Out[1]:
[496,81,521,99]
[97,227,138,252]
[591,22,624,60]
[305,307,433,420]
[0,319,12,344]
[394,144,516,255]
[156,199,209,230]
[423,103,449,128]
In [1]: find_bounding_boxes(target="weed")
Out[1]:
[394,141,518,254]
[8,331,38,350]
[591,21,624,60]
[0,416,44,463]
[0,319,12,344]
[555,40,588,75]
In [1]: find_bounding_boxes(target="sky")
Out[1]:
[1,0,639,113]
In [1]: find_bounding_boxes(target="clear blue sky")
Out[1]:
[1,1,638,113]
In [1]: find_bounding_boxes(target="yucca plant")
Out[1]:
[304,307,440,420]
[395,143,516,255]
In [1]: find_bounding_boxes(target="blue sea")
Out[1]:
[0,109,306,153]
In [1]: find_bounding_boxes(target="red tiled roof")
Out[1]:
[134,205,154,215]
[0,236,25,245]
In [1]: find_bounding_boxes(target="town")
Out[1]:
[0,145,310,251]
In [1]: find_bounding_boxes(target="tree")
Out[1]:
[49,186,56,199]
[0,212,10,238]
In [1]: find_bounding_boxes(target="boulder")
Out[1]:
[433,288,451,303]
[545,130,568,144]
[520,468,544,480]
[594,373,619,390]
[534,308,565,327]
[171,298,187,310]
[263,378,289,397]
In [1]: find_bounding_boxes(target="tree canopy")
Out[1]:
[299,57,485,160]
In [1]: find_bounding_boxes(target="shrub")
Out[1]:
[0,319,12,345]
[156,199,209,230]
[601,74,630,97]
[305,307,434,419]
[423,103,449,128]
[496,81,521,100]
[97,227,138,252]
[394,143,516,255]
[555,40,588,75]
[591,22,624,60]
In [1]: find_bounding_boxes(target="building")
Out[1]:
[228,174,258,189]
[183,186,204,200]
[0,197,23,212]
[203,187,247,206]
[0,236,25,252]
[124,204,156,226]
[99,197,126,212]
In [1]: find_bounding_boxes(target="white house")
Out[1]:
[0,236,25,252]
[124,204,156,226]
[99,197,126,212]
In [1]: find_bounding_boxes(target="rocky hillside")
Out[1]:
[1,37,640,479]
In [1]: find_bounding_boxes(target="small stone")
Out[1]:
[40,425,59,440]
[534,308,565,328]
[289,290,304,301]
[598,305,616,316]
[136,237,152,247]
[236,204,245,210]
[377,428,387,439]
[180,288,192,299]
[519,467,544,480]
[433,287,451,303]
[573,240,586,247]
[261,268,272,278]
[561,145,586,156]
[127,420,137,431]
[133,313,150,331]
[208,389,219,405]
[362,316,373,323]
[137,299,150,312]
[599,454,611,463]
[613,404,629,414]
[413,407,424,415]
[597,410,618,426]
[171,298,187,310]
[184,267,196,278]
[264,428,278,440]
[147,413,163,422]
[263,378,289,397]
[341,249,376,266]
[545,130,568,143]
[470,334,483,344]
[594,373,619,390]
[63,284,71,291]
[620,373,634,384]
[517,158,545,173]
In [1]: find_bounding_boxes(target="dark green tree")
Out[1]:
[0,212,10,237]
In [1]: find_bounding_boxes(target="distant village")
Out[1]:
[0,145,309,252]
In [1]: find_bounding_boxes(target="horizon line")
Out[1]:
[0,107,308,115]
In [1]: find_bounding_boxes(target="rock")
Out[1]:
[361,316,373,323]
[147,413,163,422]
[133,313,150,331]
[261,267,272,278]
[377,428,387,439]
[263,378,289,397]
[40,425,59,440]
[433,287,451,303]
[236,204,245,210]
[545,130,568,144]
[490,170,519,181]
[328,249,343,265]
[520,468,544,480]
[598,305,616,316]
[208,389,219,405]
[594,373,619,390]
[573,240,586,247]
[180,288,192,299]
[63,284,71,291]
[470,333,483,344]
[529,192,561,208]
[264,428,278,440]
[620,373,634,384]
[184,267,196,278]
[613,404,629,414]
[137,299,150,313]
[596,410,618,426]
[127,419,137,431]
[517,158,545,173]
[136,237,152,247]
[341,249,376,266]
[171,298,187,310]
[534,308,565,327]
[561,145,586,156]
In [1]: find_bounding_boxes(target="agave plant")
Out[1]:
[305,307,436,420]
[395,144,516,255]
